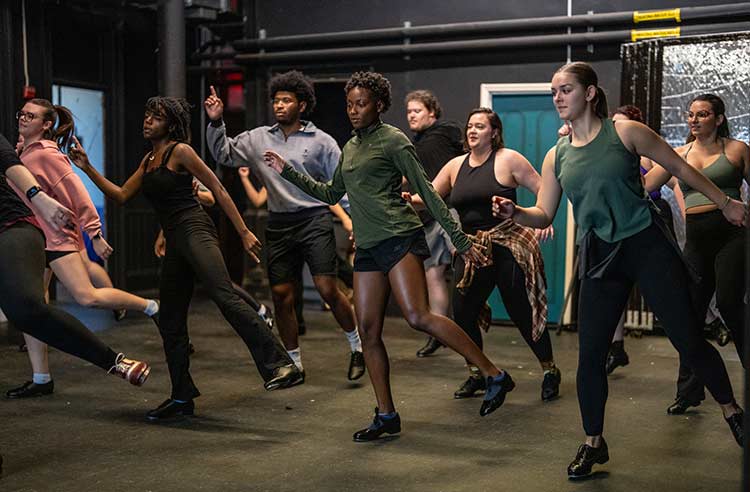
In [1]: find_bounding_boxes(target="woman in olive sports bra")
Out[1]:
[494,62,746,480]
[647,94,749,416]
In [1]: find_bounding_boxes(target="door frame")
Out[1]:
[479,83,576,324]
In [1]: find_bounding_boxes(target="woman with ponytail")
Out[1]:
[493,62,746,479]
[6,99,160,399]
[646,94,749,415]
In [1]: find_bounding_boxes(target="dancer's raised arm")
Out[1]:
[69,136,145,205]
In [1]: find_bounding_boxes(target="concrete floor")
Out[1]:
[0,298,743,492]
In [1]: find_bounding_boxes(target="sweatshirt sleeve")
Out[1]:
[390,137,471,253]
[58,172,102,239]
[280,156,347,205]
[206,121,256,169]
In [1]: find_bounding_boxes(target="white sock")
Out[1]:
[143,299,159,316]
[33,373,52,385]
[345,329,362,353]
[287,348,303,371]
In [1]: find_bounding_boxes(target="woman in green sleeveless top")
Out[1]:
[493,62,746,480]
[646,94,749,416]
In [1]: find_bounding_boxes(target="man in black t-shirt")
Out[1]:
[405,90,464,357]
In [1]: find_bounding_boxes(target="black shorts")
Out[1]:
[354,229,430,273]
[45,249,77,267]
[265,212,338,286]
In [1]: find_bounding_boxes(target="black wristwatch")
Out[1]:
[26,185,42,201]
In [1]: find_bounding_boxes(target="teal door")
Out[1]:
[489,93,567,324]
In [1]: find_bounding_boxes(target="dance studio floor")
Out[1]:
[0,296,743,491]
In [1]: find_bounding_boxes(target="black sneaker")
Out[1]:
[264,364,305,391]
[348,351,366,381]
[541,367,561,401]
[416,337,443,357]
[479,371,515,416]
[6,380,54,399]
[726,408,744,447]
[567,437,609,479]
[353,408,401,442]
[454,375,486,399]
[605,348,629,375]
[146,398,195,422]
[667,398,702,415]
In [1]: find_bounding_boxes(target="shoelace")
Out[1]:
[107,353,126,375]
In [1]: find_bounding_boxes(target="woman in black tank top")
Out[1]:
[70,97,301,422]
[407,108,559,402]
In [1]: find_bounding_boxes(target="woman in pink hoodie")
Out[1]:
[6,98,159,400]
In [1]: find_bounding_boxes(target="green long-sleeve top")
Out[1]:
[280,120,471,252]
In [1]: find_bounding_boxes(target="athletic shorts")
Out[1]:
[265,212,337,286]
[354,229,430,273]
[423,219,454,269]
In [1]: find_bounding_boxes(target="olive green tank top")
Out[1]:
[678,140,742,210]
[555,118,652,243]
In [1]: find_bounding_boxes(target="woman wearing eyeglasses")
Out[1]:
[646,94,749,415]
[6,100,159,400]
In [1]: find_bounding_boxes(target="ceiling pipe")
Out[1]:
[231,3,750,52]
[230,21,750,65]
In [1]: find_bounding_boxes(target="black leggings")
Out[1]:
[577,222,734,436]
[675,210,746,401]
[160,210,292,401]
[452,245,553,365]
[0,223,117,370]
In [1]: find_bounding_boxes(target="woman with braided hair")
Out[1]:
[70,96,302,422]
[265,71,514,442]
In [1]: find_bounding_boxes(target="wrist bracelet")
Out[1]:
[26,185,42,201]
[719,195,730,210]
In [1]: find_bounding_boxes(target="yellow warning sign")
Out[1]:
[633,8,681,23]
[631,27,681,42]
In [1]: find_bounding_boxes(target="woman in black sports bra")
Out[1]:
[407,107,560,402]
[70,97,302,422]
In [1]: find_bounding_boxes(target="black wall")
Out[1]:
[1,0,160,291]
[250,0,741,133]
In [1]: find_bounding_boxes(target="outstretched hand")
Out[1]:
[535,224,554,242]
[461,240,490,267]
[263,150,287,173]
[240,229,262,264]
[203,85,224,121]
[92,235,114,260]
[68,136,91,170]
[31,192,75,232]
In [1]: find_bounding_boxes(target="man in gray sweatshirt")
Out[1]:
[205,70,364,382]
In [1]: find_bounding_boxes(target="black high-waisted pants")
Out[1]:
[577,221,734,436]
[675,210,746,402]
[452,245,553,364]
[160,209,292,401]
[0,222,118,370]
